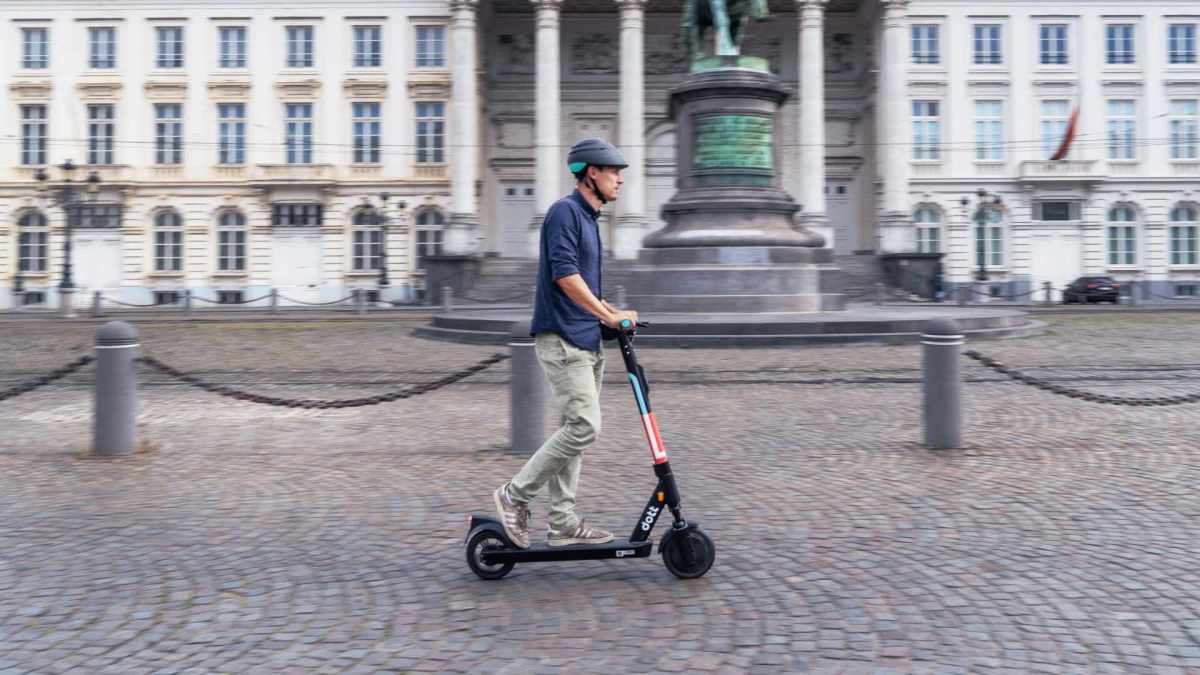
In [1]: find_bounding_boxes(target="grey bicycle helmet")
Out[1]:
[567,138,627,205]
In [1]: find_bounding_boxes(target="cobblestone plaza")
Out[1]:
[3,313,1200,674]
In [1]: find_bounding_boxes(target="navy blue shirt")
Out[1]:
[530,190,604,352]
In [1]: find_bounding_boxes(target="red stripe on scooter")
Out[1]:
[644,412,668,464]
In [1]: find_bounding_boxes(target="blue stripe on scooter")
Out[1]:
[628,373,648,414]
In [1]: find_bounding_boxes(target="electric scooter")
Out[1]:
[465,319,716,580]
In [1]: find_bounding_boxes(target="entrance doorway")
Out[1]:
[272,232,323,303]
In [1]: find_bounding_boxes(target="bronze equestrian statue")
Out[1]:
[681,0,770,64]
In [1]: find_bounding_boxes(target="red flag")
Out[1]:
[1050,105,1079,161]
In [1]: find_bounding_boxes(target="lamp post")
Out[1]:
[361,193,407,299]
[960,188,1004,283]
[35,160,102,318]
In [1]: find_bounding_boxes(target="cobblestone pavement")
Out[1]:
[3,314,1200,674]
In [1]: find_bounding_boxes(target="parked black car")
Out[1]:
[1063,276,1120,304]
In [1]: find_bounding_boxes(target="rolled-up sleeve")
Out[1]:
[545,204,581,281]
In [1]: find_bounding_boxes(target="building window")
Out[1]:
[974,100,1004,161]
[1040,100,1071,159]
[18,211,48,273]
[217,291,244,304]
[87,104,116,165]
[911,24,939,64]
[1039,24,1068,65]
[1105,24,1135,65]
[1035,201,1077,222]
[285,103,313,164]
[89,27,117,68]
[1177,284,1198,297]
[1169,23,1197,65]
[272,203,322,226]
[156,27,184,68]
[1170,100,1199,160]
[20,105,48,166]
[352,209,383,271]
[286,25,314,68]
[1171,206,1199,266]
[154,211,183,272]
[69,204,122,229]
[416,210,445,269]
[913,206,941,254]
[1107,206,1137,266]
[155,103,183,165]
[975,208,1004,268]
[1107,99,1136,160]
[353,25,382,67]
[912,100,940,160]
[218,103,246,165]
[973,24,1002,65]
[415,25,445,67]
[217,211,246,272]
[353,102,381,164]
[218,27,247,68]
[22,28,49,69]
[415,102,445,164]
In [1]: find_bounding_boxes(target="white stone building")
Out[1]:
[3,0,1200,309]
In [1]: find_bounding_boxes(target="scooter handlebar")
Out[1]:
[618,319,650,332]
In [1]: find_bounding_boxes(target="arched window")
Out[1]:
[913,206,941,253]
[154,210,183,272]
[216,210,246,272]
[415,209,445,270]
[1170,204,1199,266]
[973,206,1005,270]
[351,208,382,271]
[1106,205,1138,266]
[17,211,48,273]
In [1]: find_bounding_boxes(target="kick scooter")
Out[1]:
[465,319,716,580]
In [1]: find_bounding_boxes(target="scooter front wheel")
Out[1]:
[661,526,715,579]
[466,529,515,580]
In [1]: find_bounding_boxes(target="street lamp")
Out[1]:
[35,160,102,317]
[361,193,407,295]
[961,188,1003,282]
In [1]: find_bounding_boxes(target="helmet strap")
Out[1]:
[585,168,608,206]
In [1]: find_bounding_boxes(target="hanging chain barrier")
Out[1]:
[101,296,164,308]
[136,352,510,408]
[962,349,1200,406]
[0,355,95,402]
[190,292,275,305]
[966,285,1041,301]
[457,288,534,304]
[274,293,356,306]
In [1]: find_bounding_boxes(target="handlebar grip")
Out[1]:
[620,319,632,330]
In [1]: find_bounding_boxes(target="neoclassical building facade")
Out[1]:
[3,0,1200,308]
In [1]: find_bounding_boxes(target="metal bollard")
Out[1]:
[922,318,963,450]
[956,285,968,306]
[270,288,279,313]
[91,291,102,318]
[1042,281,1053,307]
[1127,280,1136,306]
[356,289,367,316]
[510,321,547,454]
[93,321,140,457]
[182,289,192,317]
[443,286,454,313]
[874,282,885,306]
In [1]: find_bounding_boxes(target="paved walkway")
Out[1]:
[2,315,1200,674]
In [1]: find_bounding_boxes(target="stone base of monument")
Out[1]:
[625,245,845,313]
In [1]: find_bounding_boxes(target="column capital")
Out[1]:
[615,0,649,9]
[795,0,829,9]
[880,0,910,13]
[448,0,478,10]
[531,0,563,10]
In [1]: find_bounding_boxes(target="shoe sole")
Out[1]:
[493,488,530,549]
[547,534,615,547]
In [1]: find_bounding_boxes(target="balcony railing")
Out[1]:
[1019,159,1104,182]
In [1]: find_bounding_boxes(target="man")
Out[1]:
[493,138,639,549]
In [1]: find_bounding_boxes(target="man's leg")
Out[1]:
[545,347,604,530]
[507,334,602,527]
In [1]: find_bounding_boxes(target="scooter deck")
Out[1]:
[482,538,654,564]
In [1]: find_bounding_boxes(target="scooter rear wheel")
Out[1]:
[466,530,515,580]
[661,526,715,579]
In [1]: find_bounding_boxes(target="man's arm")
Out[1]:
[555,274,637,328]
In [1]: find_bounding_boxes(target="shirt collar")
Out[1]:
[570,189,599,219]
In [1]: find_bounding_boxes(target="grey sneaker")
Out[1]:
[493,483,530,549]
[547,519,614,547]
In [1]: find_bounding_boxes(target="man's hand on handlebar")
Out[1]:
[603,308,639,330]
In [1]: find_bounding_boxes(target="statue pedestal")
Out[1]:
[629,66,844,313]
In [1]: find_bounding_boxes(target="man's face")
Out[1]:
[589,166,624,202]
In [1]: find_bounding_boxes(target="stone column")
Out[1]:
[796,0,830,248]
[614,0,649,259]
[445,0,480,254]
[529,0,564,257]
[877,0,912,253]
